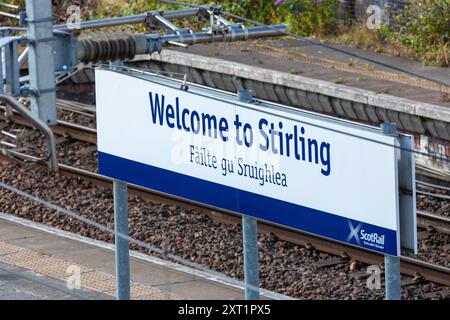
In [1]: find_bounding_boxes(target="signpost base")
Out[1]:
[384,255,401,300]
[242,215,260,300]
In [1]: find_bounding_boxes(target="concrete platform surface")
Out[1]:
[0,213,289,300]
[0,261,112,300]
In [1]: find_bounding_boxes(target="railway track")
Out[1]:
[416,180,450,201]
[3,104,450,185]
[0,110,97,145]
[2,110,449,230]
[0,149,449,288]
[0,103,449,288]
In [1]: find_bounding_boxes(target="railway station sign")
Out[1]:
[96,69,416,256]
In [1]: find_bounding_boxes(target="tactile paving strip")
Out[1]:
[0,241,24,255]
[132,285,180,300]
[0,240,181,300]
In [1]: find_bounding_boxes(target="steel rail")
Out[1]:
[417,181,450,192]
[417,210,450,235]
[0,110,97,145]
[0,95,57,171]
[416,190,450,201]
[417,180,450,192]
[54,120,97,144]
[416,164,450,184]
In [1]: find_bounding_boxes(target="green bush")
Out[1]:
[396,0,449,65]
[399,0,449,47]
[4,0,447,66]
[283,0,340,36]
[217,0,284,25]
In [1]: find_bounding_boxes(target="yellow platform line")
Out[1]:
[0,240,181,300]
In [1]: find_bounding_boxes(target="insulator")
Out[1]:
[77,31,140,63]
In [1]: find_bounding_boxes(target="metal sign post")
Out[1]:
[385,254,401,299]
[242,215,260,300]
[110,60,131,300]
[238,90,260,300]
[381,123,401,300]
[25,0,57,125]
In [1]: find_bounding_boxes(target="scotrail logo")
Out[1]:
[360,230,385,247]
[346,220,362,245]
[346,220,385,249]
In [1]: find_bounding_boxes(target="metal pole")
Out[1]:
[242,215,260,300]
[109,60,130,300]
[155,24,286,46]
[25,0,57,125]
[381,122,401,300]
[110,59,124,70]
[53,8,201,31]
[238,89,260,300]
[384,255,401,300]
[113,179,131,300]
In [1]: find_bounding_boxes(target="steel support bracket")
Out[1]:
[18,11,27,26]
[198,5,227,35]
[17,36,32,46]
[145,11,161,28]
[147,34,163,54]
[145,11,172,31]
[25,16,54,24]
[25,87,57,96]
[0,35,32,48]
[198,4,223,17]
[53,32,78,73]
[27,36,55,45]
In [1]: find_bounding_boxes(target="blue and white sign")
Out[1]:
[96,69,403,256]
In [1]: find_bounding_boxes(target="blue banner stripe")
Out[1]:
[99,152,398,255]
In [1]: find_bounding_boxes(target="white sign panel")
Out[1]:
[96,69,402,256]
